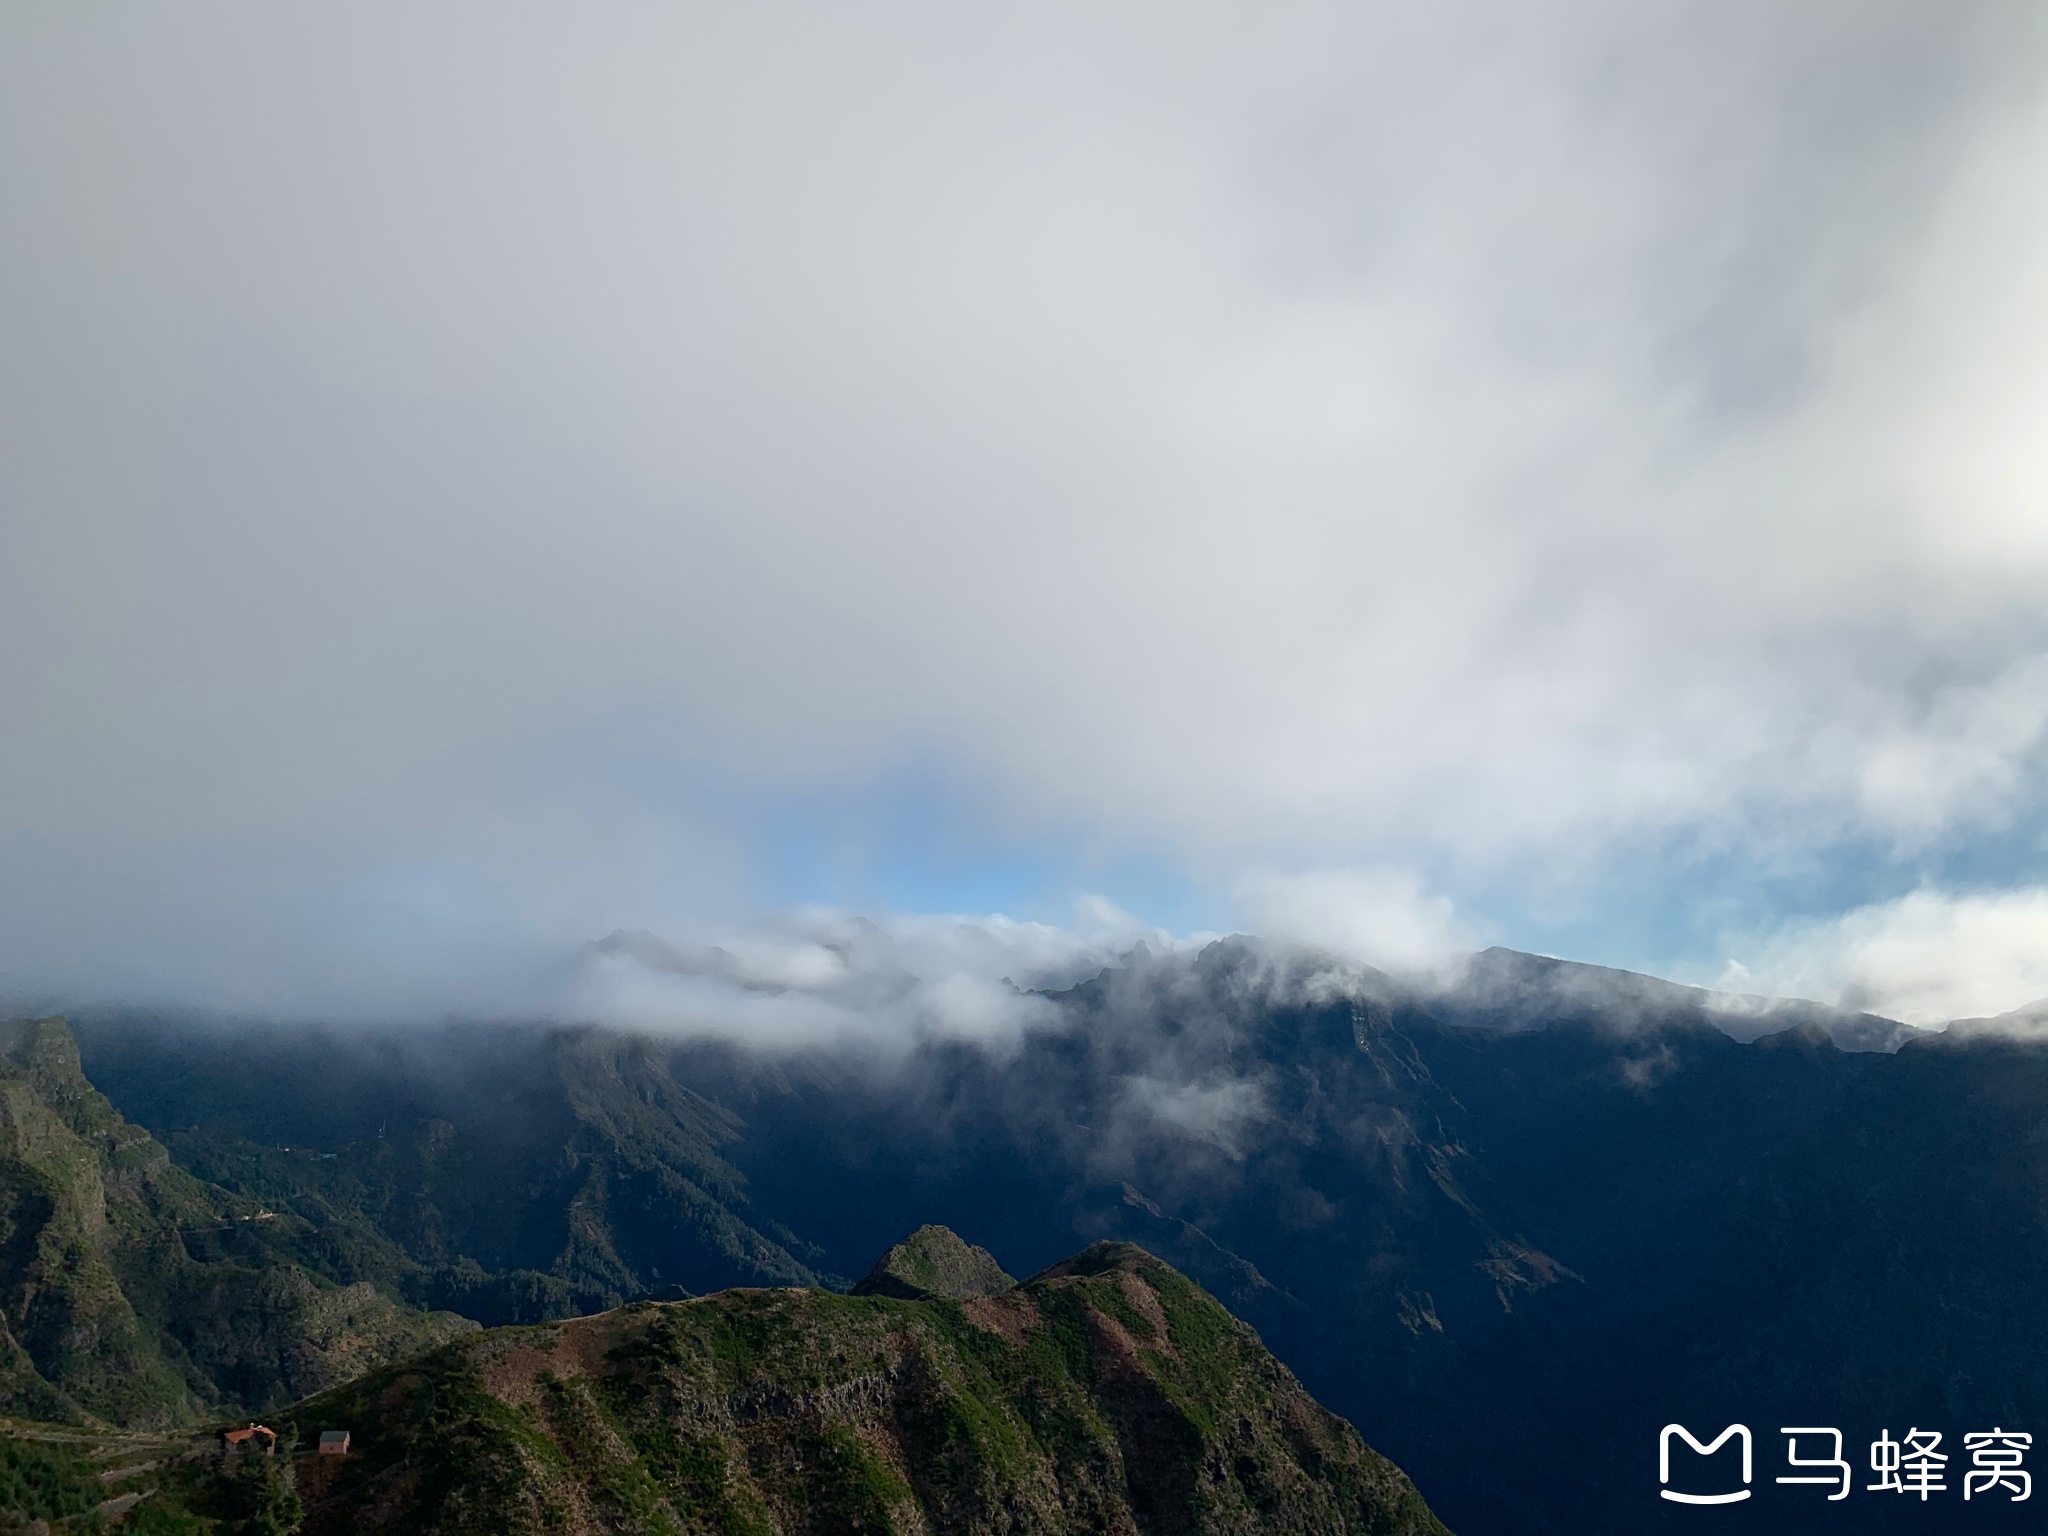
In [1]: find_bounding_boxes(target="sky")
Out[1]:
[2,1,2045,1028]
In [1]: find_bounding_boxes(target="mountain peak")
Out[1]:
[850,1223,1015,1300]
[1432,946,1920,1050]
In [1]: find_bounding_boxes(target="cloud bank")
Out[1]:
[1714,886,2048,1026]
[1236,868,1473,976]
[0,1,2043,1015]
[567,902,1189,1052]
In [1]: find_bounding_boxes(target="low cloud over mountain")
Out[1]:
[2,1,2045,1017]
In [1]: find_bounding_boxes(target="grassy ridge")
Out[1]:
[286,1237,1450,1535]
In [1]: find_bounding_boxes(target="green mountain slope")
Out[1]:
[80,1020,827,1322]
[0,1019,474,1426]
[287,1234,1449,1535]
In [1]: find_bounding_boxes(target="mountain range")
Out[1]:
[1,940,2041,1532]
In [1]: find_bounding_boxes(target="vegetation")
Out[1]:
[77,1019,832,1325]
[281,1234,1449,1535]
[0,1020,475,1428]
[0,1433,103,1524]
[849,1224,1014,1301]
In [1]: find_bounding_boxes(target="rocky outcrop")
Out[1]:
[849,1222,1014,1301]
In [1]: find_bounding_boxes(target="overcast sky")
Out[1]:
[3,1,2044,1026]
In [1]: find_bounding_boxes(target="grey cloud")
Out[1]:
[0,2,2044,1012]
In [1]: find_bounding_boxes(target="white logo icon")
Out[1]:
[1660,1423,1752,1504]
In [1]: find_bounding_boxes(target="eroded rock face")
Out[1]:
[289,1239,1451,1536]
[849,1223,1016,1301]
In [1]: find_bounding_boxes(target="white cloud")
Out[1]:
[1235,866,1471,974]
[565,902,1184,1052]
[0,3,2043,1010]
[1716,887,2048,1026]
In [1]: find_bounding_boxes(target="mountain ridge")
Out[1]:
[1421,945,1925,1051]
[284,1232,1451,1535]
